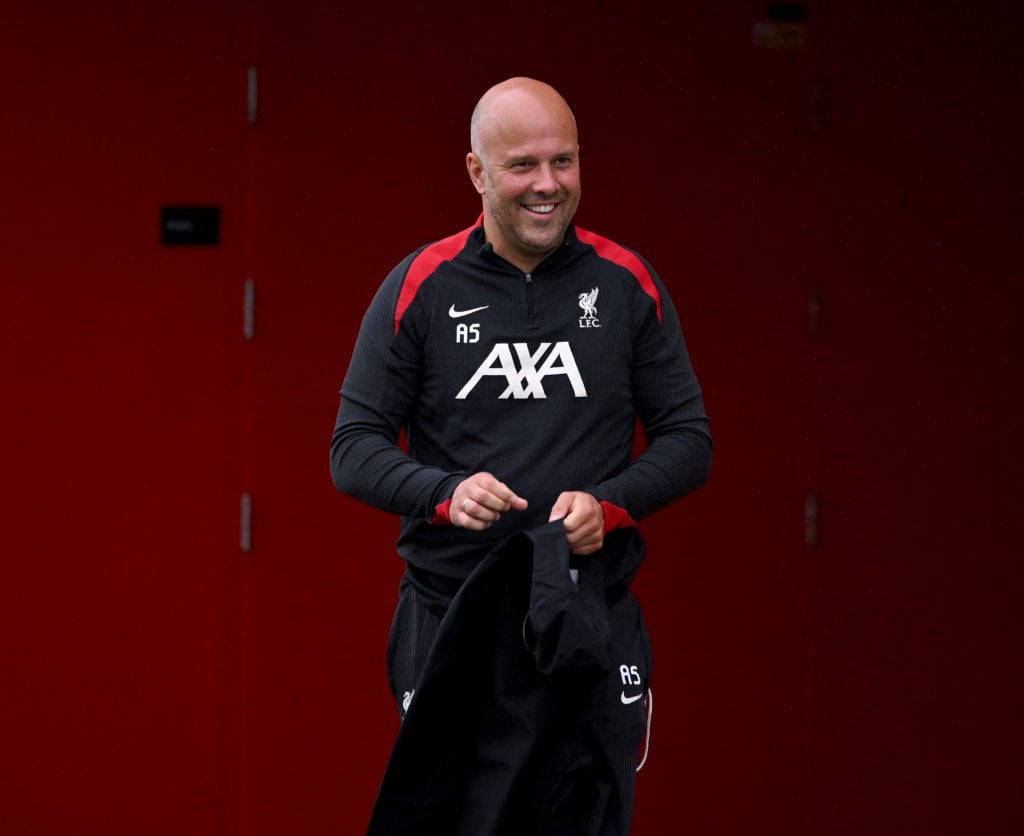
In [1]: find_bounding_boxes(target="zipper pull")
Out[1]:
[524,272,537,324]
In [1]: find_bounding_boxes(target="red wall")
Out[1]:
[2,2,1021,834]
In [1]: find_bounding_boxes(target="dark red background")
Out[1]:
[2,1,1021,833]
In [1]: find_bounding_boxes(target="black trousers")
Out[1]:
[371,526,652,836]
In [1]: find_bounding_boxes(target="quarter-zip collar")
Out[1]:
[469,218,586,278]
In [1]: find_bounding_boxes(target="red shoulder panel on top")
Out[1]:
[575,228,662,323]
[394,221,479,334]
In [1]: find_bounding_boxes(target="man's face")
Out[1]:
[468,95,580,272]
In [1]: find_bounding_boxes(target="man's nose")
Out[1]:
[532,163,558,195]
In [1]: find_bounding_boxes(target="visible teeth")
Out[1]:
[526,204,555,214]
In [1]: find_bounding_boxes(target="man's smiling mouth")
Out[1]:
[524,203,556,214]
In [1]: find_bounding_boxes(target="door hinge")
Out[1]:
[808,285,820,338]
[804,493,818,547]
[240,492,253,554]
[247,66,258,125]
[243,278,255,340]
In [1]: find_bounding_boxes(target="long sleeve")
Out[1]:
[586,259,712,523]
[331,396,463,520]
[329,255,463,521]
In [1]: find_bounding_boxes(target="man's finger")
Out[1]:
[548,492,573,522]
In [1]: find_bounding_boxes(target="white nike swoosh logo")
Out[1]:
[621,691,644,705]
[448,304,489,318]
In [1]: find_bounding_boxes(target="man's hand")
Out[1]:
[549,492,604,555]
[451,472,528,530]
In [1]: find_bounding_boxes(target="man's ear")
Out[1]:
[466,153,486,195]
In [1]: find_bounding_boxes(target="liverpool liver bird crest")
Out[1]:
[578,287,599,319]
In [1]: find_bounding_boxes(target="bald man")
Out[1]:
[332,78,712,834]
[467,79,583,275]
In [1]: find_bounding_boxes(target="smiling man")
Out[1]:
[467,79,582,272]
[331,77,712,834]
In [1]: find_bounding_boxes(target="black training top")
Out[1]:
[331,219,711,592]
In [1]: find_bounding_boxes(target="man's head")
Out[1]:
[467,77,581,273]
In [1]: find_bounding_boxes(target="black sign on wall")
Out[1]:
[161,206,220,245]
